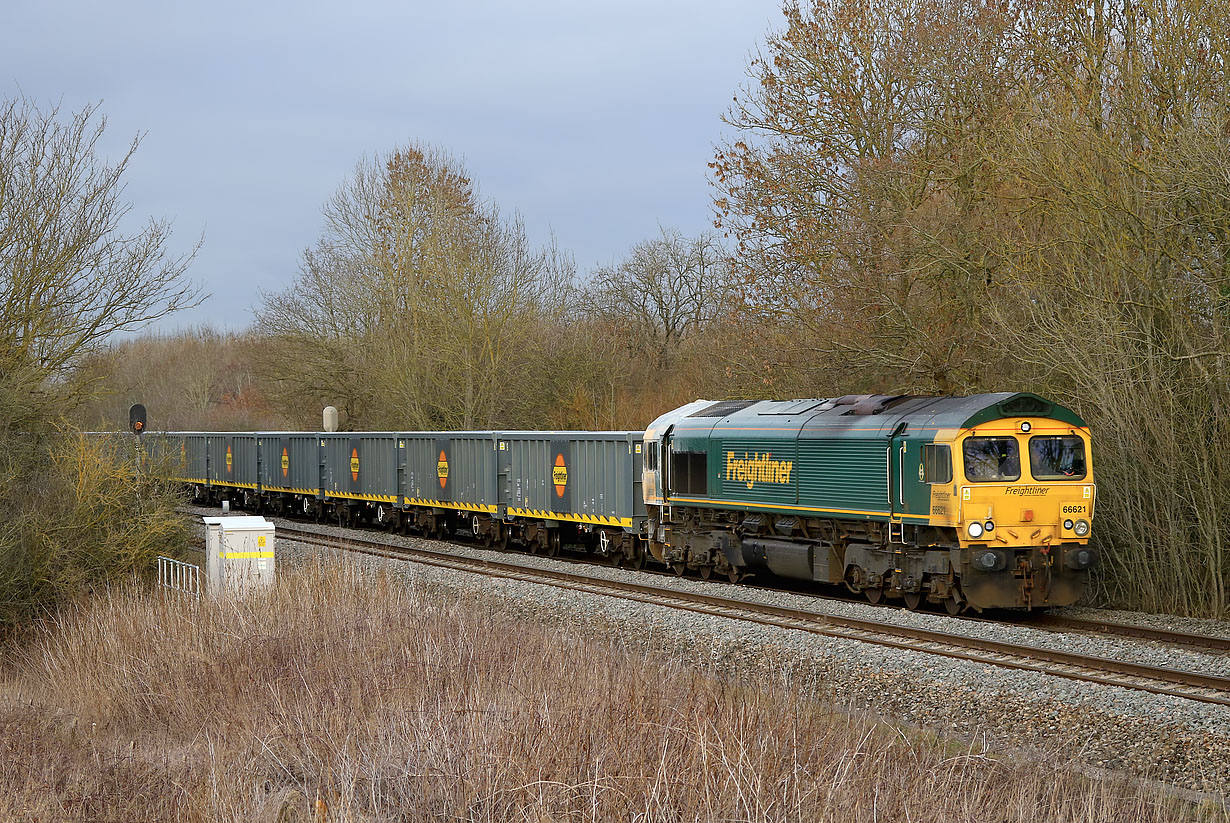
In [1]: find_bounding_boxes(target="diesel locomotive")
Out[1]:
[643,392,1095,612]
[145,391,1094,612]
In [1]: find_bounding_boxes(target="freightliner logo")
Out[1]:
[726,451,793,490]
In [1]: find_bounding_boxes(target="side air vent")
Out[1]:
[999,395,1051,416]
[688,400,757,418]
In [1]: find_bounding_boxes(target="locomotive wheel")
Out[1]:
[727,569,742,584]
[671,562,687,577]
[864,586,884,605]
[903,591,923,611]
[944,596,965,616]
[698,565,713,580]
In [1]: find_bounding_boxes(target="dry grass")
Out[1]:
[0,559,1220,822]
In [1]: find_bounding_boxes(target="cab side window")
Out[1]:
[923,444,952,484]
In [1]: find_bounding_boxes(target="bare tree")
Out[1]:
[74,328,278,431]
[0,98,199,385]
[258,144,573,430]
[587,228,733,370]
[712,0,1029,393]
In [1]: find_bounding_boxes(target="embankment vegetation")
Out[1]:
[0,559,1213,821]
[0,98,194,626]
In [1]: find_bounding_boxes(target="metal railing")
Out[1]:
[158,555,201,599]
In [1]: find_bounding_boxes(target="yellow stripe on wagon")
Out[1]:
[505,507,633,528]
[325,491,398,503]
[405,497,498,513]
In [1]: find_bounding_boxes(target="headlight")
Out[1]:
[984,520,995,533]
[967,522,984,539]
[1063,519,1074,531]
[1074,519,1090,537]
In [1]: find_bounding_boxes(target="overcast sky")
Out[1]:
[3,1,783,333]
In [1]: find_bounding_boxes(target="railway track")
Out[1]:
[731,566,1230,655]
[1014,614,1230,654]
[274,524,1230,708]
[186,506,1230,656]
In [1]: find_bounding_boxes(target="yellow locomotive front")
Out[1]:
[935,417,1096,609]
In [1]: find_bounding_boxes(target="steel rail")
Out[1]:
[276,525,1230,708]
[1020,614,1230,653]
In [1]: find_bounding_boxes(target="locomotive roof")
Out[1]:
[647,392,1086,439]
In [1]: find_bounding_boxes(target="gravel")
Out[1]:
[187,507,1230,795]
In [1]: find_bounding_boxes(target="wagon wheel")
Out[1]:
[434,518,448,540]
[492,525,509,552]
[864,586,884,605]
[544,531,561,557]
[671,562,687,578]
[627,546,645,570]
[903,590,923,611]
[609,552,623,568]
